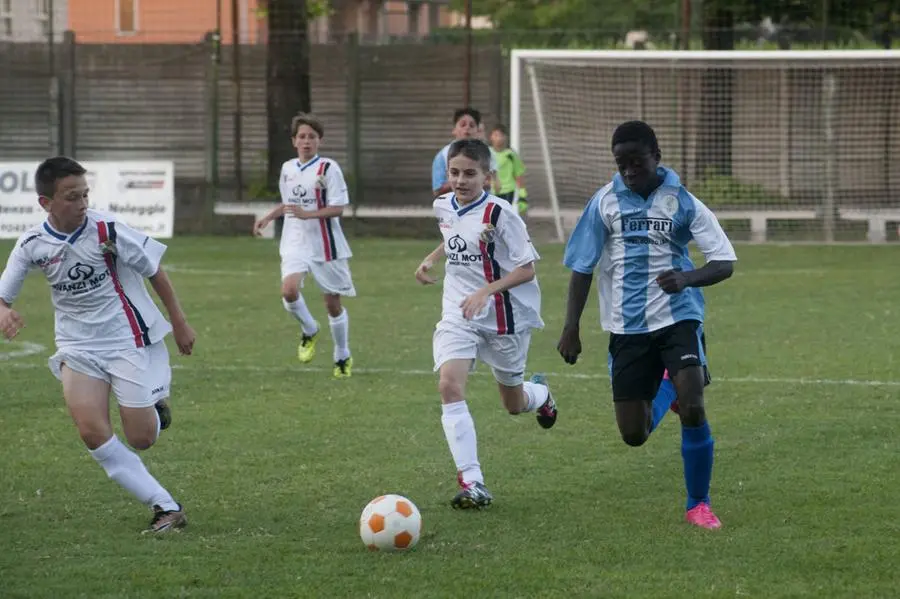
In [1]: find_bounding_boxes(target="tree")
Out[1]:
[266,0,312,191]
[453,0,679,38]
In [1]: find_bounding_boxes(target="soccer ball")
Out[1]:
[359,494,422,552]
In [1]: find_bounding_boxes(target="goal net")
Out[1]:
[511,50,900,243]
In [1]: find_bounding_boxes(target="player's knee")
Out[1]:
[324,294,342,317]
[79,429,113,451]
[438,378,465,403]
[621,429,650,447]
[124,430,157,451]
[677,400,706,428]
[281,287,299,303]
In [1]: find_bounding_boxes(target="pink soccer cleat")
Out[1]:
[685,503,722,529]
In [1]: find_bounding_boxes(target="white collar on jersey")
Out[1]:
[451,191,489,216]
[296,155,321,171]
[43,217,89,244]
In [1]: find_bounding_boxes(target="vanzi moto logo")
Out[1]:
[447,234,467,252]
[67,262,95,281]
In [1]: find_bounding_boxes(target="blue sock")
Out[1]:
[650,378,676,433]
[681,421,714,510]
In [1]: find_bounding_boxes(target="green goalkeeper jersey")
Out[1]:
[491,147,527,197]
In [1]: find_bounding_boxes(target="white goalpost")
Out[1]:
[510,50,900,243]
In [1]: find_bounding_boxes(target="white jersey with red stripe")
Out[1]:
[434,191,543,334]
[279,155,352,263]
[0,209,171,352]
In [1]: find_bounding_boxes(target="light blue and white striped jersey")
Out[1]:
[564,167,736,335]
[431,142,499,192]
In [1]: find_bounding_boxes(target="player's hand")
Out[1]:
[656,270,688,294]
[172,320,196,356]
[557,325,582,365]
[415,260,437,285]
[460,290,489,320]
[253,218,269,237]
[0,307,24,340]
[286,206,309,220]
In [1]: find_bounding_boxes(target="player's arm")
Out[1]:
[558,194,607,365]
[112,222,196,355]
[415,242,446,285]
[294,205,344,220]
[149,268,195,355]
[513,151,527,195]
[296,163,351,220]
[0,242,33,340]
[432,152,452,198]
[657,195,737,294]
[254,203,285,236]
[460,262,535,320]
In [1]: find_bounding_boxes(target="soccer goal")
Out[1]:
[510,50,900,243]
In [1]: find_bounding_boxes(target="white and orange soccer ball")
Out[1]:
[359,494,422,552]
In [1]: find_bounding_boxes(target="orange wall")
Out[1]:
[69,0,262,44]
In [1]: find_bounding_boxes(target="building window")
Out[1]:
[0,0,13,39]
[36,0,50,37]
[116,0,137,35]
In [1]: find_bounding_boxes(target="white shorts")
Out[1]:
[281,255,356,297]
[48,341,172,409]
[432,319,531,386]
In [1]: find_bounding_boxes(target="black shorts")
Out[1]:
[607,319,710,403]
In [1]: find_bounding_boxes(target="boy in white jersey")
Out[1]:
[431,108,497,198]
[254,113,355,378]
[557,121,736,529]
[0,157,196,533]
[416,139,558,509]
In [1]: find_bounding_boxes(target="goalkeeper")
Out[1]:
[488,125,529,220]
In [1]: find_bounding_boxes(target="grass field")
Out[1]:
[1,237,899,598]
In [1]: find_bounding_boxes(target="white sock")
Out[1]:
[441,401,483,485]
[89,436,179,512]
[329,308,351,362]
[283,297,318,336]
[523,381,549,412]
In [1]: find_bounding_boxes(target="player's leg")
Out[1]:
[310,260,356,378]
[650,371,678,433]
[484,331,557,429]
[433,322,491,509]
[55,353,183,533]
[281,258,320,363]
[608,332,665,446]
[658,320,721,529]
[108,341,186,533]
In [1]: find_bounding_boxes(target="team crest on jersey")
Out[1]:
[480,223,496,244]
[661,194,679,217]
[316,174,327,189]
[100,239,117,257]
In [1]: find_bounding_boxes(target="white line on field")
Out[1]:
[4,359,900,387]
[0,341,47,361]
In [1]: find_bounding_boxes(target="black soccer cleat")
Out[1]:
[451,481,493,510]
[144,503,187,534]
[155,400,172,431]
[531,374,557,429]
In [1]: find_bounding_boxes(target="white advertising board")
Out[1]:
[0,161,175,239]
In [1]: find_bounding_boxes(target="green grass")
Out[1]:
[1,237,899,598]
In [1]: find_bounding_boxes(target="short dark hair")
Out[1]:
[35,156,86,198]
[291,112,325,138]
[491,124,508,135]
[448,138,492,172]
[611,120,659,154]
[453,107,482,125]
